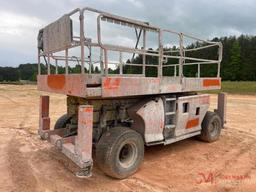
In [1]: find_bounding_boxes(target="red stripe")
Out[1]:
[203,79,220,87]
[186,118,199,129]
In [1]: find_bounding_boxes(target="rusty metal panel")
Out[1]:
[175,94,210,136]
[38,75,222,98]
[75,105,93,162]
[128,98,165,143]
[86,74,102,85]
[183,78,221,92]
[38,103,94,177]
[182,78,202,91]
[102,77,160,97]
[39,95,50,131]
[160,77,182,93]
[37,74,87,97]
[86,88,102,97]
[43,15,72,53]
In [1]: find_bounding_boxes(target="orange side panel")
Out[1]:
[186,118,199,129]
[47,75,66,90]
[203,79,220,87]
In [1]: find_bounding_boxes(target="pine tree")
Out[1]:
[229,40,241,80]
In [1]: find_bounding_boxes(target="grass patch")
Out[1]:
[0,80,36,85]
[202,81,256,95]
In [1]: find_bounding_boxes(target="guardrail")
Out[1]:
[38,7,222,79]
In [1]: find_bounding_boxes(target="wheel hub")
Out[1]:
[119,142,137,168]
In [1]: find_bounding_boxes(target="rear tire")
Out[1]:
[96,127,144,179]
[199,111,222,142]
[54,114,71,129]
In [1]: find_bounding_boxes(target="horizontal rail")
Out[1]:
[162,61,218,67]
[163,43,219,53]
[164,55,218,63]
[108,62,158,67]
[184,43,219,52]
[182,33,218,45]
[38,6,223,79]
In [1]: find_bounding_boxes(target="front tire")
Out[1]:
[199,111,222,142]
[96,127,144,179]
[54,114,71,129]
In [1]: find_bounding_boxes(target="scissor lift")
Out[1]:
[37,7,226,178]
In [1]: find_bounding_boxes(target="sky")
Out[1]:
[0,0,256,67]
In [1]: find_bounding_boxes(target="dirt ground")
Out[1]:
[0,84,256,192]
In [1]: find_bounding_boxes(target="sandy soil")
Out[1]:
[0,84,256,192]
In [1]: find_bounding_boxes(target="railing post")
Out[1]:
[38,49,41,75]
[55,60,58,74]
[80,11,85,74]
[65,49,68,74]
[179,33,184,82]
[158,29,163,77]
[119,51,123,75]
[217,43,223,77]
[47,55,50,75]
[89,46,92,74]
[142,29,146,76]
[100,48,104,75]
[198,63,200,78]
[104,49,108,76]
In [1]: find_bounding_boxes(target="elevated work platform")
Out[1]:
[37,74,221,98]
[37,7,223,97]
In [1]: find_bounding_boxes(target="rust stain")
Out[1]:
[80,119,93,125]
[47,75,65,90]
[186,118,199,129]
[41,117,50,130]
[84,107,93,113]
[203,79,220,87]
[160,121,164,129]
[103,78,121,89]
[40,96,49,118]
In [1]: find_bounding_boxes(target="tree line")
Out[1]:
[0,35,255,82]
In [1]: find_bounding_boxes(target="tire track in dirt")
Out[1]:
[7,137,41,192]
[123,177,164,192]
[0,95,20,105]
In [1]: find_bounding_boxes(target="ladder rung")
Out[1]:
[165,112,175,115]
[165,124,175,129]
